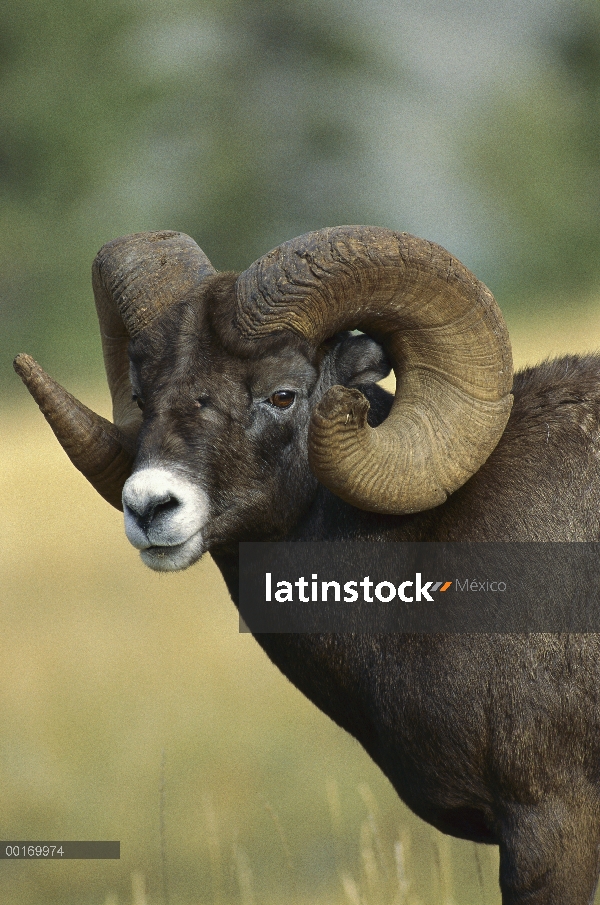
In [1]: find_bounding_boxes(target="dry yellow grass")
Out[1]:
[1,400,502,904]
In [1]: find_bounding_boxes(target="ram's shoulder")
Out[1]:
[510,354,600,433]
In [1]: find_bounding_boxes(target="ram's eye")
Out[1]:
[132,394,145,411]
[268,390,296,408]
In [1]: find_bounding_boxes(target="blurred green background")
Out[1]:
[3,0,600,903]
[3,0,600,396]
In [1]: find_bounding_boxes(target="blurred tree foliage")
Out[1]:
[1,0,399,393]
[463,0,600,302]
[5,0,597,396]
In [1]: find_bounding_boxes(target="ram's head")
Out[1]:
[15,227,513,570]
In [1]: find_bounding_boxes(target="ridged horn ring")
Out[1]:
[235,226,513,514]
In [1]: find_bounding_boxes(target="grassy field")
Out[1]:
[3,301,600,905]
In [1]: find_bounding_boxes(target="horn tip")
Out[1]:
[13,352,37,382]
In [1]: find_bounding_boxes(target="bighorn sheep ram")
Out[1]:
[14,227,600,905]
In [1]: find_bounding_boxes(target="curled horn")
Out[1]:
[235,226,513,514]
[14,231,216,510]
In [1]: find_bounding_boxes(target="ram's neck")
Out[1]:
[211,549,240,606]
[208,546,384,758]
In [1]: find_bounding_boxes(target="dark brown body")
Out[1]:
[214,356,600,905]
[16,228,600,905]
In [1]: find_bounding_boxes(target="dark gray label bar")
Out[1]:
[239,542,600,632]
[0,842,120,859]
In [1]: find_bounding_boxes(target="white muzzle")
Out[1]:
[122,467,210,571]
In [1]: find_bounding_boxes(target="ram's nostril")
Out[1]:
[153,496,180,519]
[123,491,181,532]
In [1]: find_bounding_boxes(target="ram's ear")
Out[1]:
[332,333,392,387]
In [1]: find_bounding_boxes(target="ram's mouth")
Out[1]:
[140,532,205,572]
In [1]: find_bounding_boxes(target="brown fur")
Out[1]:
[130,279,600,904]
